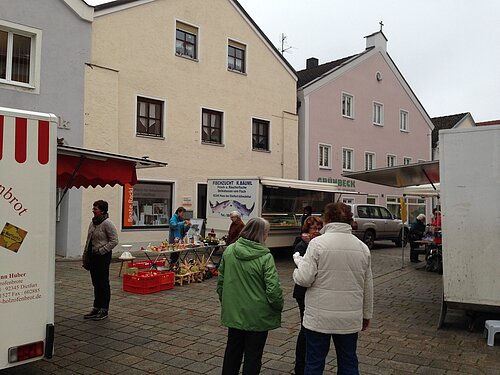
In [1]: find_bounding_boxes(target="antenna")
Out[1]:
[279,33,293,54]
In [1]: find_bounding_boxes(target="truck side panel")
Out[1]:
[440,125,500,307]
[0,108,57,369]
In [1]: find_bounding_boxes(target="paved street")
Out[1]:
[2,243,499,374]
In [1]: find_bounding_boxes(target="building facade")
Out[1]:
[0,0,93,256]
[297,31,434,219]
[79,0,298,253]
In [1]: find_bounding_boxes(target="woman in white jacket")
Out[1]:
[293,202,373,375]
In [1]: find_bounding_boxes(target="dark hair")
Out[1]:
[323,202,353,225]
[304,205,313,214]
[175,207,186,214]
[301,216,323,234]
[239,217,270,244]
[93,200,108,213]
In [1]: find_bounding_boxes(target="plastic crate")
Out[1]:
[123,271,160,294]
[128,259,166,269]
[157,271,175,291]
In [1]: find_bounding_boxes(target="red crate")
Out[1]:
[156,271,175,291]
[123,271,160,294]
[128,259,166,269]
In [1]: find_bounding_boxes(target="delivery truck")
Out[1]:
[0,107,58,368]
[206,177,362,248]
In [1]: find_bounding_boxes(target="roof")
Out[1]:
[476,119,500,126]
[430,113,469,148]
[296,54,361,88]
[342,161,440,188]
[94,0,297,78]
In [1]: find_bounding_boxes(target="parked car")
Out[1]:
[349,204,408,250]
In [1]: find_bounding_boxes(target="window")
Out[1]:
[252,118,269,151]
[202,109,223,144]
[122,182,173,229]
[380,206,393,219]
[342,148,353,171]
[364,152,375,170]
[318,144,332,169]
[0,22,41,88]
[400,110,409,131]
[373,102,384,125]
[136,97,164,138]
[387,154,396,167]
[403,157,412,165]
[228,40,246,73]
[367,196,377,205]
[175,21,197,59]
[342,93,354,118]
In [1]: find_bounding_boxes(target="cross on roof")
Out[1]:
[379,21,384,32]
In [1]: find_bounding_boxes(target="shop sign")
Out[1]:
[207,179,258,218]
[317,177,356,188]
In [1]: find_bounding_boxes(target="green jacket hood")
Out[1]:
[233,237,270,260]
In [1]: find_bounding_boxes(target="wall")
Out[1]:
[83,0,298,248]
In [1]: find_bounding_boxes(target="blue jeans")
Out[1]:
[304,329,359,375]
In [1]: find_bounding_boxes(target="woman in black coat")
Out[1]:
[293,216,323,375]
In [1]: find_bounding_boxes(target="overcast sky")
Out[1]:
[87,0,500,122]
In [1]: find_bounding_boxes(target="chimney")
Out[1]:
[365,31,387,51]
[306,57,319,69]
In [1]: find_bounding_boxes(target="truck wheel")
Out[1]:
[363,230,375,250]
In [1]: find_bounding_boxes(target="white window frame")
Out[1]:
[174,19,200,61]
[200,106,225,146]
[341,92,354,119]
[367,195,378,205]
[318,143,332,169]
[134,94,167,139]
[364,151,376,171]
[251,116,271,152]
[386,154,396,167]
[227,38,247,74]
[400,110,409,132]
[373,102,384,126]
[0,20,42,92]
[342,147,354,171]
[403,157,412,165]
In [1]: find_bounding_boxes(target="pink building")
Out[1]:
[297,31,434,218]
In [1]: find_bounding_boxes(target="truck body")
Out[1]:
[440,125,500,310]
[206,177,359,248]
[0,107,57,368]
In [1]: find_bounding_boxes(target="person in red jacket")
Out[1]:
[227,211,245,245]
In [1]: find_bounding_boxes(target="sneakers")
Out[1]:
[83,308,99,320]
[92,309,108,321]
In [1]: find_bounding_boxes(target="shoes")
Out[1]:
[92,309,108,321]
[411,259,422,263]
[83,308,100,320]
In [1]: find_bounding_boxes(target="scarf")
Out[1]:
[92,213,109,226]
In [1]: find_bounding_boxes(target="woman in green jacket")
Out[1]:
[217,217,283,375]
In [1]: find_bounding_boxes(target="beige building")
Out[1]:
[79,0,298,250]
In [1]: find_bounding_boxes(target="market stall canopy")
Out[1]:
[57,145,167,189]
[342,161,440,188]
[403,183,440,197]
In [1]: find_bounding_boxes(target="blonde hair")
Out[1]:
[239,217,270,244]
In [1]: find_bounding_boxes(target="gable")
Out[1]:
[299,47,434,131]
[94,0,296,80]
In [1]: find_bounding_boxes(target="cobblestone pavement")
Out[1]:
[2,243,499,374]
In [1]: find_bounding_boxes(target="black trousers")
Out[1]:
[295,296,306,375]
[410,241,420,261]
[89,251,112,310]
[222,328,268,375]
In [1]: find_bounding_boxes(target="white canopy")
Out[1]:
[403,183,440,197]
